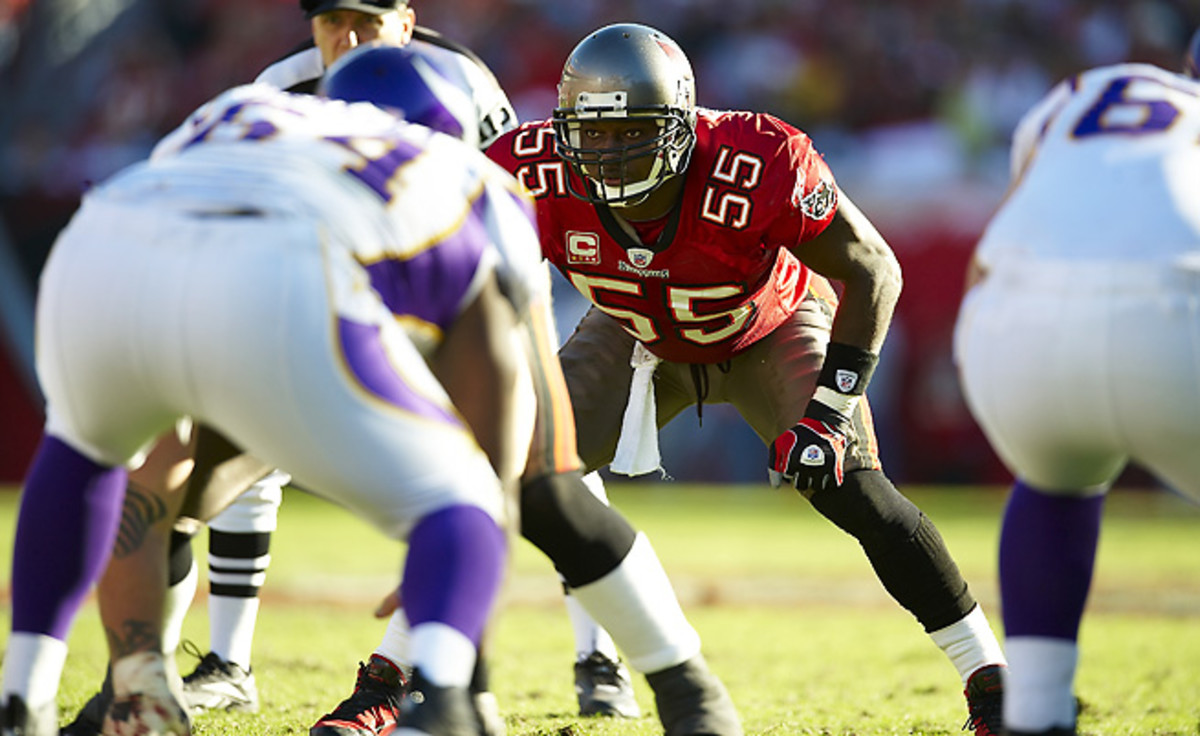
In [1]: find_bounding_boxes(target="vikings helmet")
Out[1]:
[553,23,697,207]
[1186,27,1200,79]
[321,42,479,147]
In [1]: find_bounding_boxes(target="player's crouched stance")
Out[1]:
[487,22,1007,736]
[0,84,524,734]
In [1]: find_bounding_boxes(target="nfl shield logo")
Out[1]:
[800,445,825,466]
[835,369,858,393]
[628,248,655,269]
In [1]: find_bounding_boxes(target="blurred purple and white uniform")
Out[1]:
[1,84,535,718]
[953,61,1200,735]
[36,83,542,534]
[954,63,1200,500]
[212,29,521,542]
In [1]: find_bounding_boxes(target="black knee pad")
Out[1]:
[167,528,195,587]
[519,470,638,588]
[810,469,976,631]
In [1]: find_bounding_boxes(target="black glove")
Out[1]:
[768,401,851,492]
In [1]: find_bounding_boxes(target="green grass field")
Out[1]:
[2,482,1198,735]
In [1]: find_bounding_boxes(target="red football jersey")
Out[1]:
[488,109,838,363]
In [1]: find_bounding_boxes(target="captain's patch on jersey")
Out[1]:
[566,230,601,265]
[795,177,837,221]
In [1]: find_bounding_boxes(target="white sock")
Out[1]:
[162,559,198,655]
[564,591,620,661]
[1,632,68,709]
[408,623,475,688]
[567,472,626,663]
[208,595,259,670]
[374,609,413,670]
[569,533,700,673]
[928,605,1007,683]
[1004,637,1078,732]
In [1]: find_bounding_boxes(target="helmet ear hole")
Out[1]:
[552,23,698,206]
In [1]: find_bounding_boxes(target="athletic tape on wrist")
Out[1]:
[812,385,859,416]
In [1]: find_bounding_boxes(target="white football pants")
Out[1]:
[954,259,1200,501]
[36,197,504,539]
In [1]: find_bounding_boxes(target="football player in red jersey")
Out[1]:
[488,22,1008,733]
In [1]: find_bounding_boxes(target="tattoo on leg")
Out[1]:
[106,620,160,659]
[113,484,168,559]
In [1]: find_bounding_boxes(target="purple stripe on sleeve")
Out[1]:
[365,198,493,329]
[327,135,427,203]
[337,316,462,426]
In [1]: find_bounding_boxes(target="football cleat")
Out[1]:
[0,694,57,736]
[310,655,408,736]
[181,651,259,713]
[59,667,112,736]
[392,671,479,736]
[573,652,641,718]
[102,692,191,736]
[102,651,192,736]
[963,664,1005,736]
[644,654,743,736]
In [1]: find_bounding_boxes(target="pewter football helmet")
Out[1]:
[553,23,697,207]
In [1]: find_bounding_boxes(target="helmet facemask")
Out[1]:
[554,93,695,207]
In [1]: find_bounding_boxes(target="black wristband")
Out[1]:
[816,342,879,396]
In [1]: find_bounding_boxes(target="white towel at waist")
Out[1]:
[610,342,662,476]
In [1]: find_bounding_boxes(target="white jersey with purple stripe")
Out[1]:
[116,83,543,352]
[977,63,1200,271]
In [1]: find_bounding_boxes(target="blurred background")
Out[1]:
[1,0,1197,485]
